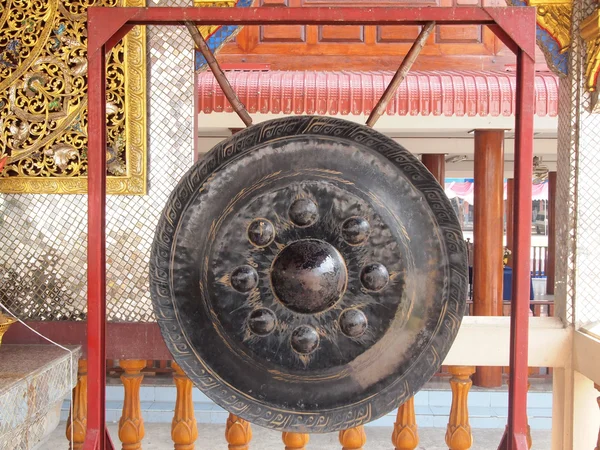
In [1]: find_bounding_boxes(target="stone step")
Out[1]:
[59,385,553,430]
[0,345,81,450]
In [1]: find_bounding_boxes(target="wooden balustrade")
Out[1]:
[66,359,88,450]
[392,396,419,450]
[63,357,548,449]
[172,362,198,450]
[531,246,547,278]
[282,432,310,450]
[339,426,366,449]
[530,300,555,318]
[465,243,551,298]
[445,366,475,450]
[118,360,146,450]
[466,299,555,319]
[225,413,253,450]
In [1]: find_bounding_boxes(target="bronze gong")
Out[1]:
[150,116,468,433]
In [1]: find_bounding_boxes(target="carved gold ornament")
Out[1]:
[192,0,253,72]
[529,0,572,53]
[582,8,600,92]
[507,0,572,76]
[194,0,239,40]
[0,0,147,195]
[0,313,16,348]
[530,0,573,77]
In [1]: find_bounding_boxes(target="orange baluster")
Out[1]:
[171,362,198,450]
[445,366,476,450]
[118,360,146,450]
[392,396,419,450]
[225,413,252,450]
[595,384,600,450]
[66,359,87,450]
[339,425,366,449]
[282,432,309,450]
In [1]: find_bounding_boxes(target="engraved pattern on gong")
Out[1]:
[0,0,146,194]
[210,181,405,370]
[149,116,468,432]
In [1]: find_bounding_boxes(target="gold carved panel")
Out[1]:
[0,0,147,195]
[582,9,600,92]
[528,0,572,53]
[506,0,572,77]
[194,0,239,38]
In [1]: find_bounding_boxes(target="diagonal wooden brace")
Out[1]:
[366,21,435,128]
[185,21,253,127]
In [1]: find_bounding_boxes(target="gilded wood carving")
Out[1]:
[193,0,253,72]
[529,0,572,54]
[507,0,572,77]
[582,9,600,93]
[0,0,146,194]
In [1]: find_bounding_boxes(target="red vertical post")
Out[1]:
[86,43,108,450]
[506,178,514,268]
[546,172,556,294]
[421,154,446,184]
[87,9,136,448]
[503,48,535,450]
[194,71,200,163]
[86,10,118,450]
[473,129,505,388]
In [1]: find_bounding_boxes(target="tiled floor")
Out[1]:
[43,423,553,449]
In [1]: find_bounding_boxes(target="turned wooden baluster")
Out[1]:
[595,383,600,450]
[339,426,366,449]
[118,360,146,450]
[171,362,198,450]
[66,359,87,450]
[392,396,419,450]
[282,432,309,450]
[225,413,253,450]
[445,366,475,450]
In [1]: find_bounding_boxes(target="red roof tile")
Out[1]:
[197,70,558,118]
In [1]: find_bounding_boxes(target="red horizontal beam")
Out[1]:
[3,322,171,360]
[89,6,524,26]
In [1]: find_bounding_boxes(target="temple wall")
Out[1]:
[0,0,196,322]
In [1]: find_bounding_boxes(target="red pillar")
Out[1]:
[472,130,504,388]
[506,179,514,268]
[422,154,446,184]
[546,172,556,295]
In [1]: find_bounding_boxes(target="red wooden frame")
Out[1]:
[3,322,170,359]
[86,6,536,449]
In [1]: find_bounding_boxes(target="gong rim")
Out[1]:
[150,116,467,433]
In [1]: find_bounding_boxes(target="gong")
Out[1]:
[150,116,467,433]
